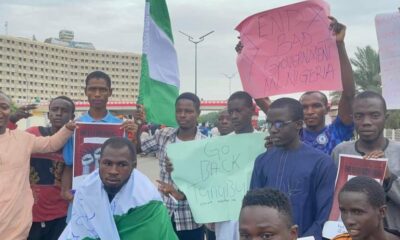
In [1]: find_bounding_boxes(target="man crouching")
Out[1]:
[60,137,178,240]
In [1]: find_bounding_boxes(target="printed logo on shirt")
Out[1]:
[316,133,328,145]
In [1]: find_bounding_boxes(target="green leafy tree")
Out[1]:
[198,111,219,126]
[330,45,400,129]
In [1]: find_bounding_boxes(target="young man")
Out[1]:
[60,137,177,240]
[254,18,355,155]
[239,188,298,240]
[250,98,336,240]
[61,70,136,202]
[332,91,400,230]
[0,91,75,239]
[210,91,258,240]
[227,91,255,134]
[27,96,75,240]
[333,176,400,240]
[138,92,206,240]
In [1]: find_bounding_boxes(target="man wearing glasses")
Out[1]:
[250,97,337,240]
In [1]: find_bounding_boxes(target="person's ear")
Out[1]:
[385,112,389,121]
[295,120,303,130]
[290,224,298,240]
[108,88,113,97]
[325,104,331,114]
[379,205,387,219]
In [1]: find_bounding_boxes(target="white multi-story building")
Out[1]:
[0,31,141,103]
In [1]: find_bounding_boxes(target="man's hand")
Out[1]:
[133,104,146,126]
[61,189,74,202]
[363,150,391,180]
[65,120,77,131]
[255,97,271,115]
[121,119,138,133]
[165,157,174,173]
[235,39,243,54]
[156,180,185,200]
[329,16,346,42]
[9,104,37,124]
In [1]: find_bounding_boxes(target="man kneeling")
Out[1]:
[60,137,177,240]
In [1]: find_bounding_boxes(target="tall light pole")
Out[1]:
[179,30,214,96]
[222,73,236,96]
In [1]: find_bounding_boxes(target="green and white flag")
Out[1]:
[138,0,179,127]
[60,169,178,240]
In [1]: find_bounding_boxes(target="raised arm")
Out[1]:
[330,17,355,125]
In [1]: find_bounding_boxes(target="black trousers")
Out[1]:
[171,217,204,240]
[28,216,67,240]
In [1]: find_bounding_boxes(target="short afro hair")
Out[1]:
[85,71,111,88]
[101,137,137,162]
[49,96,75,114]
[354,91,387,113]
[242,188,293,227]
[339,176,385,208]
[175,92,201,113]
[300,91,328,106]
[269,97,304,121]
[228,91,253,108]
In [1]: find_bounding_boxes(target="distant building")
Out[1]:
[0,31,141,103]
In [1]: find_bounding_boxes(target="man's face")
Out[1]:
[175,99,199,130]
[217,111,233,136]
[339,191,385,240]
[300,93,328,129]
[48,98,75,129]
[99,146,135,194]
[353,98,386,143]
[239,205,297,240]
[227,98,253,133]
[0,94,11,134]
[267,107,301,148]
[85,78,112,110]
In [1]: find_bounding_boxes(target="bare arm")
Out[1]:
[330,17,355,125]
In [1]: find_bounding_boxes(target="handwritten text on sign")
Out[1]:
[167,133,266,223]
[235,0,342,98]
[375,13,400,109]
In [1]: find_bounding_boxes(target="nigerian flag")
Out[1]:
[138,0,179,127]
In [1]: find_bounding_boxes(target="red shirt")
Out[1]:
[27,127,68,222]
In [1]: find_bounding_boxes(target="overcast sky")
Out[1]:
[0,0,399,101]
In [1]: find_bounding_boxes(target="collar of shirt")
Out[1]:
[79,111,122,123]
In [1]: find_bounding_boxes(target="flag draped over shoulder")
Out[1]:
[59,169,178,240]
[138,0,179,127]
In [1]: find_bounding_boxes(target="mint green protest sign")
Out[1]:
[167,132,266,223]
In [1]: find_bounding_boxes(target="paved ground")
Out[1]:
[136,154,159,185]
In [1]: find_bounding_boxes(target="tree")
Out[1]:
[198,111,219,126]
[329,45,400,129]
[350,46,381,93]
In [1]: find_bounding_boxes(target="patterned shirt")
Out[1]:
[300,116,354,155]
[141,127,206,231]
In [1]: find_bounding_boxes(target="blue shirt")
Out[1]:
[63,111,122,166]
[300,116,354,155]
[250,143,337,240]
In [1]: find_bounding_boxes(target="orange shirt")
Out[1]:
[0,127,72,240]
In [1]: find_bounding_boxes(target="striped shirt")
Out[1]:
[141,127,206,231]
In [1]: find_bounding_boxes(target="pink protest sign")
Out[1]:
[235,0,342,98]
[375,13,400,109]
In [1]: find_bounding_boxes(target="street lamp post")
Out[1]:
[179,30,214,96]
[222,73,236,96]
